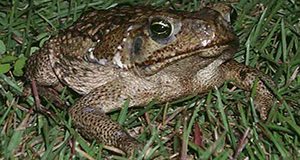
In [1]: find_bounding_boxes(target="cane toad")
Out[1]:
[25,5,275,153]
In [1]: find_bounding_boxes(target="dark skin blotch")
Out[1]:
[239,69,247,80]
[132,36,143,55]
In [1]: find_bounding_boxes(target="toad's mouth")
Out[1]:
[136,43,237,76]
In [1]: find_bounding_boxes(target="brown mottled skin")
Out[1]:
[25,5,275,153]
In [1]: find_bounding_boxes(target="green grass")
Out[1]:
[0,0,300,159]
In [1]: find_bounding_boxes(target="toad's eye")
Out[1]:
[150,18,172,40]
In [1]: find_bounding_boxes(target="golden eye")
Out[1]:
[150,18,172,39]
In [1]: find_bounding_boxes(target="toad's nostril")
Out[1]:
[205,3,235,23]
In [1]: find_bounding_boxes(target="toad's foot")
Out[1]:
[222,60,276,120]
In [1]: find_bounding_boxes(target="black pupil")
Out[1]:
[150,19,171,39]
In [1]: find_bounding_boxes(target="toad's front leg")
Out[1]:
[69,80,143,154]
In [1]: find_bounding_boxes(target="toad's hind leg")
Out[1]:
[221,60,276,120]
[69,81,140,154]
[25,47,66,109]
